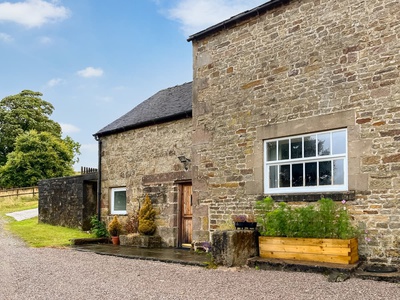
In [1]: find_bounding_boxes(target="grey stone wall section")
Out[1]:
[100,118,192,247]
[191,0,400,264]
[38,173,97,230]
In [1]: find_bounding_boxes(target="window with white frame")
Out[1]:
[264,129,348,193]
[111,187,127,214]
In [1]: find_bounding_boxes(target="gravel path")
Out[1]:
[0,218,399,300]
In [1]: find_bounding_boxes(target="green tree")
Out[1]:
[0,90,62,166]
[0,130,80,188]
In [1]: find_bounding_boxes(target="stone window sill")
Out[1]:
[266,191,355,202]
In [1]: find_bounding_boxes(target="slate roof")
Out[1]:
[94,82,192,137]
[187,0,288,42]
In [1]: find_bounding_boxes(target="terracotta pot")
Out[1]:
[111,236,119,245]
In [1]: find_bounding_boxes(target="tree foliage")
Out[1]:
[0,90,81,188]
[0,130,79,188]
[0,90,62,166]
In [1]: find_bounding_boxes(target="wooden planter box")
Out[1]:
[259,236,358,264]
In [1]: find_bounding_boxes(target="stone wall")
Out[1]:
[38,173,97,230]
[191,0,400,264]
[100,117,192,247]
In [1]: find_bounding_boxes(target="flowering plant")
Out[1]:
[231,215,247,222]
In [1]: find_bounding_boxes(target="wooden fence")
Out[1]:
[0,186,39,198]
[81,167,98,174]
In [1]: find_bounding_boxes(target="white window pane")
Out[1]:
[317,133,331,156]
[305,162,317,186]
[278,140,289,160]
[114,190,126,211]
[319,161,332,185]
[333,159,344,185]
[304,135,316,157]
[267,141,277,161]
[292,163,303,187]
[279,165,290,187]
[332,130,346,155]
[269,165,278,188]
[291,137,302,159]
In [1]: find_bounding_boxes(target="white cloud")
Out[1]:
[39,36,52,44]
[46,77,64,87]
[165,0,267,36]
[60,123,80,134]
[0,32,13,42]
[0,0,70,28]
[77,67,104,78]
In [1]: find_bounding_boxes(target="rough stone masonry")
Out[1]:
[190,0,400,264]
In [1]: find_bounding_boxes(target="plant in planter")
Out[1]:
[255,197,360,264]
[138,194,157,235]
[231,214,257,230]
[232,215,247,230]
[246,214,257,230]
[108,215,122,245]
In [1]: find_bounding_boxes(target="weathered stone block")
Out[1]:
[211,230,258,267]
[119,234,162,248]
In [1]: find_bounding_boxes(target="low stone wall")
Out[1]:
[38,173,97,230]
[211,230,259,267]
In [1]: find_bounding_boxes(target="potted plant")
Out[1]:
[255,197,359,265]
[232,215,247,229]
[232,214,257,230]
[108,215,122,245]
[245,214,257,230]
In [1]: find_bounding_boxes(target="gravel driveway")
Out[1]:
[0,218,399,300]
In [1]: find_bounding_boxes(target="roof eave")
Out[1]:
[93,110,192,139]
[187,0,288,42]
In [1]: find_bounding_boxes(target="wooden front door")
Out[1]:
[180,183,192,248]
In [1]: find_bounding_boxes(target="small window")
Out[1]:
[111,187,127,215]
[264,129,348,193]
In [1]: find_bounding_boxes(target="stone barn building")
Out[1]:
[94,82,193,247]
[96,0,399,264]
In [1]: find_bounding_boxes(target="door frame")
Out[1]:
[177,181,192,248]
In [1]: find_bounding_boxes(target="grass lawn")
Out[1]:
[1,195,94,247]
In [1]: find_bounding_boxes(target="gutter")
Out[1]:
[94,136,102,221]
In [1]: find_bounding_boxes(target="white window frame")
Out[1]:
[110,187,127,215]
[264,129,348,194]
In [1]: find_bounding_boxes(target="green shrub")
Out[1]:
[138,194,157,235]
[90,216,109,238]
[255,197,358,239]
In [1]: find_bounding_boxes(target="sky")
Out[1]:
[0,0,267,170]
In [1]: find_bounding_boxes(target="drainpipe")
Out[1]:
[94,136,102,222]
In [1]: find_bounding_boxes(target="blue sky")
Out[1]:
[0,0,266,170]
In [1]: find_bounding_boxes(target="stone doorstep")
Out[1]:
[70,238,111,245]
[247,257,400,283]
